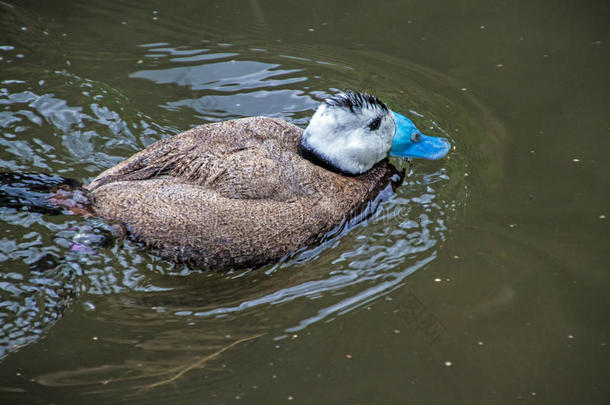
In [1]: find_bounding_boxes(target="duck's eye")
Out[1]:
[411,132,422,143]
[368,116,382,131]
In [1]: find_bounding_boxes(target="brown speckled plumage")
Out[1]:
[87,117,402,270]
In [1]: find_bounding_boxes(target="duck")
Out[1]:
[85,91,450,270]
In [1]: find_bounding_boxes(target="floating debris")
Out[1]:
[444,361,452,367]
[140,333,264,391]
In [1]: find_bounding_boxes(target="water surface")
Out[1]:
[0,0,608,403]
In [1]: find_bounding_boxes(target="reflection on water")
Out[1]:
[131,56,305,91]
[0,0,502,397]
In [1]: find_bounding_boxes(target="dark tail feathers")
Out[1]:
[0,172,93,216]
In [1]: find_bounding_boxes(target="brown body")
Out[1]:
[87,117,401,270]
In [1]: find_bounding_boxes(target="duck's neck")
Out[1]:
[297,140,356,177]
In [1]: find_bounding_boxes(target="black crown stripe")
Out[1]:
[324,90,389,113]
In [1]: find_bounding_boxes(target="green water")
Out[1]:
[0,0,608,403]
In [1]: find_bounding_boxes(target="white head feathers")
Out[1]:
[299,91,396,175]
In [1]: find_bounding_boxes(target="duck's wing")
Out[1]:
[87,117,301,193]
[91,162,401,270]
[90,176,341,269]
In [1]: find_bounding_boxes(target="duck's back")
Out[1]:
[87,117,400,269]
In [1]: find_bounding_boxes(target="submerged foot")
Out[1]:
[0,171,124,254]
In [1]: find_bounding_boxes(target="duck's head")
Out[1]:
[298,91,450,175]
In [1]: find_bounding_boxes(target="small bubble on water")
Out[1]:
[83,301,96,311]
